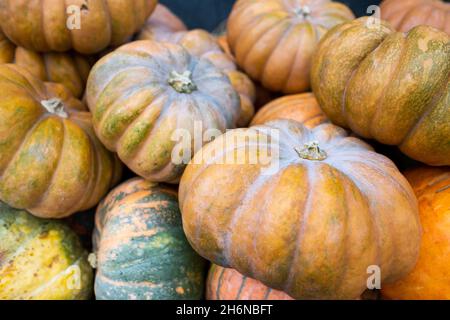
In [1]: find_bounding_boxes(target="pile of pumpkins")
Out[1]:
[0,0,448,300]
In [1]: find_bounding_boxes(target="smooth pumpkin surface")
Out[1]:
[251,93,328,127]
[311,17,450,166]
[93,178,206,300]
[138,3,187,37]
[86,41,240,183]
[0,29,95,98]
[0,64,121,218]
[0,0,157,54]
[382,167,450,300]
[138,26,256,127]
[207,264,293,300]
[0,202,93,300]
[381,0,450,34]
[179,120,421,299]
[227,0,354,93]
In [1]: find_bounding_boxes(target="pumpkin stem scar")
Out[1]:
[295,141,328,161]
[41,98,68,118]
[168,70,198,94]
[293,6,311,19]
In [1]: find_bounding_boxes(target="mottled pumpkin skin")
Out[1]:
[0,202,93,300]
[311,18,450,166]
[227,0,354,93]
[139,3,187,36]
[93,178,206,300]
[382,167,450,300]
[0,32,95,98]
[251,93,328,127]
[179,120,421,300]
[86,41,240,183]
[381,0,450,34]
[0,0,157,54]
[138,26,256,127]
[207,264,293,300]
[0,64,122,218]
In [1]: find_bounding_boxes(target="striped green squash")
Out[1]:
[93,178,206,300]
[0,202,93,300]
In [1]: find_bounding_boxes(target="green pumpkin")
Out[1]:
[0,202,93,300]
[93,178,206,300]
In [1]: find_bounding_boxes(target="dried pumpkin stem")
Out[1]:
[295,141,328,161]
[168,70,198,94]
[41,98,68,118]
[294,5,311,19]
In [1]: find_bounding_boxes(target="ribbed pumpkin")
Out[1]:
[93,178,206,300]
[138,3,187,37]
[0,0,157,54]
[0,29,95,98]
[0,64,121,218]
[179,120,421,300]
[227,0,354,93]
[382,167,450,300]
[138,26,256,127]
[207,264,293,300]
[0,202,93,300]
[381,0,450,34]
[251,93,328,127]
[86,41,241,183]
[311,17,450,166]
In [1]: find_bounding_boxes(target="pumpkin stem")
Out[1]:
[168,70,198,94]
[41,98,68,118]
[88,253,97,269]
[295,141,328,161]
[294,5,311,19]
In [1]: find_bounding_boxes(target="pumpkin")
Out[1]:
[207,264,293,300]
[93,178,206,300]
[311,17,450,166]
[86,41,241,183]
[179,120,421,300]
[138,3,187,37]
[0,64,122,219]
[381,0,450,34]
[0,202,93,300]
[382,166,450,300]
[138,25,256,127]
[0,30,95,98]
[251,93,328,127]
[65,209,96,250]
[0,0,157,54]
[226,0,354,94]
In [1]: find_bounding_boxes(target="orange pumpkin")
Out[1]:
[0,0,157,54]
[138,26,256,127]
[382,166,450,300]
[179,120,421,300]
[311,17,450,166]
[0,30,95,98]
[87,41,241,183]
[207,264,293,300]
[251,93,328,127]
[227,0,354,93]
[381,0,450,34]
[0,64,121,218]
[139,3,187,38]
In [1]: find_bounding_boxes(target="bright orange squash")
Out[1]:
[382,166,450,300]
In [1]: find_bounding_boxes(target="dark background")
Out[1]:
[160,0,383,31]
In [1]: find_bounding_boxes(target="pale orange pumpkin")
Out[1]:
[382,166,450,300]
[227,0,354,93]
[179,120,421,300]
[207,264,294,300]
[251,93,328,127]
[87,41,241,183]
[0,0,157,54]
[381,0,450,34]
[0,64,121,218]
[138,25,256,127]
